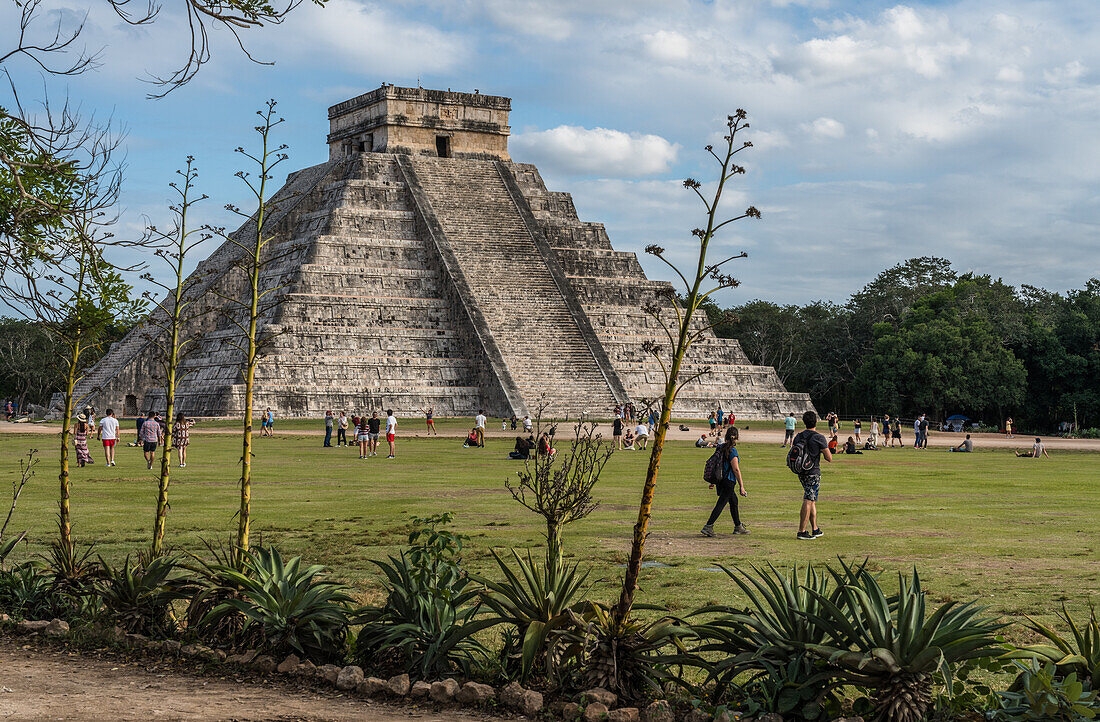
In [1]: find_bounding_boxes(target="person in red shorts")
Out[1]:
[386,409,398,459]
[97,408,120,467]
[423,406,437,435]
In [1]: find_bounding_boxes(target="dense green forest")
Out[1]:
[706,257,1100,431]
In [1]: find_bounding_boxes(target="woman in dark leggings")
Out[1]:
[700,426,749,537]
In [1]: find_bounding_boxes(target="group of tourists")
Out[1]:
[612,410,650,451]
[70,406,194,469]
[318,409,397,459]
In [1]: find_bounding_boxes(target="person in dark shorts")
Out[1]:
[783,412,796,447]
[357,413,370,459]
[890,417,902,447]
[139,411,163,470]
[791,410,831,540]
[367,411,382,457]
[613,415,624,450]
[700,426,749,537]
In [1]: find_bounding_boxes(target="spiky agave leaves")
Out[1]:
[802,565,1005,722]
[570,602,694,703]
[1004,604,1100,691]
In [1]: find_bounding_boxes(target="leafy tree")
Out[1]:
[856,282,1026,420]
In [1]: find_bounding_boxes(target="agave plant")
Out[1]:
[96,555,191,637]
[804,565,1005,722]
[183,536,252,644]
[686,563,855,717]
[39,528,100,619]
[354,550,494,679]
[0,563,55,619]
[0,531,27,569]
[570,601,693,703]
[1005,605,1100,691]
[474,548,590,681]
[995,661,1099,721]
[203,546,354,662]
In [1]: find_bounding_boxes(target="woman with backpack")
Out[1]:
[700,426,749,537]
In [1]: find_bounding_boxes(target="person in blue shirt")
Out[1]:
[783,411,797,447]
[700,426,749,537]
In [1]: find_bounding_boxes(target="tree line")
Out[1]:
[705,257,1100,431]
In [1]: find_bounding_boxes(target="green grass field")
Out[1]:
[1,428,1096,639]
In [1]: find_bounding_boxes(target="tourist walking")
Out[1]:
[73,414,94,467]
[716,406,724,428]
[708,411,717,434]
[337,411,348,446]
[424,406,438,435]
[140,411,163,469]
[97,408,120,467]
[357,413,370,458]
[173,413,194,467]
[3,400,12,421]
[261,408,274,437]
[782,411,796,447]
[919,415,929,449]
[869,417,879,446]
[385,409,397,459]
[913,416,922,449]
[324,410,334,447]
[786,410,831,540]
[700,426,749,537]
[474,409,486,447]
[890,416,902,447]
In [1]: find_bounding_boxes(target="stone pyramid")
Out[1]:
[74,86,814,419]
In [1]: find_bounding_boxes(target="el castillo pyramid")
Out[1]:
[73,86,813,419]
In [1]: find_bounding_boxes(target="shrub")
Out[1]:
[0,563,55,619]
[1006,604,1100,690]
[570,601,693,703]
[353,513,494,679]
[803,565,1005,722]
[203,546,353,662]
[475,548,590,682]
[96,555,191,638]
[995,661,1098,721]
[183,536,251,645]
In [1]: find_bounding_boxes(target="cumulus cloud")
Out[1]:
[511,126,680,177]
[641,30,694,63]
[804,117,846,140]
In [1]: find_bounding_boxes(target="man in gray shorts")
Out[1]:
[790,410,831,540]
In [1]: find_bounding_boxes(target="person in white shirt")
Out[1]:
[97,408,120,467]
[385,409,398,459]
[1016,437,1051,459]
[870,418,879,446]
[474,410,487,448]
[522,415,532,432]
[634,422,649,449]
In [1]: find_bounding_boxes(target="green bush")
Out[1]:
[995,661,1098,721]
[353,514,494,679]
[0,563,55,619]
[203,546,353,662]
[475,548,590,682]
[96,555,191,638]
[1006,605,1100,690]
[803,564,1005,722]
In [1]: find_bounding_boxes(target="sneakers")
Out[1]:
[734,524,750,535]
[387,455,395,459]
[812,528,824,537]
[700,524,715,537]
[796,531,815,541]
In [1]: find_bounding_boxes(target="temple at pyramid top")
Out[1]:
[327,85,512,161]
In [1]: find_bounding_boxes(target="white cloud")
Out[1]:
[512,126,680,177]
[997,65,1024,82]
[1044,60,1087,85]
[803,117,846,140]
[641,30,693,63]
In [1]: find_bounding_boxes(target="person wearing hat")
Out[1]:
[73,413,94,467]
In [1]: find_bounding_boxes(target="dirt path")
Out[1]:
[0,638,488,721]
[3,419,1098,451]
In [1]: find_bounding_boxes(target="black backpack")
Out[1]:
[703,448,726,485]
[786,432,817,475]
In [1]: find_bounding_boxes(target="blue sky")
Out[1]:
[3,0,1099,306]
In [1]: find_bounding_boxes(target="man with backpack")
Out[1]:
[786,410,831,540]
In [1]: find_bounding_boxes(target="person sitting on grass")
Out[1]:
[696,434,712,448]
[828,434,839,455]
[1016,437,1051,458]
[510,435,535,460]
[537,432,556,460]
[862,438,878,450]
[623,427,635,450]
[463,428,480,448]
[843,436,862,454]
[949,434,973,453]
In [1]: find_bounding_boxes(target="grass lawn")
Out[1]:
[1,429,1096,639]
